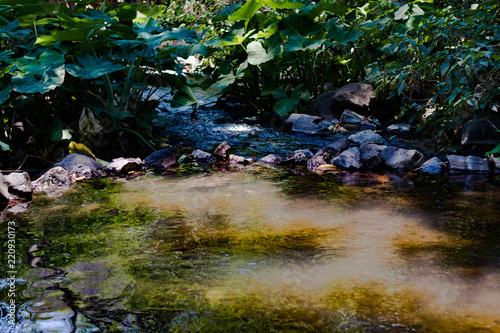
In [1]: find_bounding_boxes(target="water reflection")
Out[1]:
[1,170,499,332]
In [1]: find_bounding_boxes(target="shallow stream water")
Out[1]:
[1,167,499,332]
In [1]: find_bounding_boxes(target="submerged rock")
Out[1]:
[331,147,361,169]
[33,166,75,196]
[381,147,423,171]
[4,172,33,199]
[418,157,445,175]
[260,154,283,165]
[447,155,490,173]
[106,157,143,174]
[349,130,383,144]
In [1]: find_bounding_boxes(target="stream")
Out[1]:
[1,168,499,332]
[1,88,500,332]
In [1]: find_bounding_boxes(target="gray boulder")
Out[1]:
[322,138,350,160]
[33,166,75,197]
[214,142,231,160]
[461,118,499,146]
[191,149,216,165]
[283,149,314,165]
[361,150,382,170]
[360,143,389,153]
[4,172,33,199]
[144,148,173,166]
[387,123,412,133]
[106,157,143,174]
[349,130,383,144]
[56,154,103,174]
[447,155,490,173]
[291,115,331,136]
[309,90,339,121]
[286,113,322,127]
[340,109,365,124]
[229,154,250,166]
[0,174,9,203]
[417,157,445,175]
[330,83,374,114]
[331,147,361,169]
[490,157,500,174]
[381,147,424,171]
[260,154,283,165]
[307,155,326,172]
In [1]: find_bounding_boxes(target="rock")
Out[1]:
[322,138,350,161]
[387,123,412,133]
[307,155,326,172]
[32,166,75,196]
[214,142,231,160]
[144,148,173,167]
[4,172,33,199]
[348,130,383,144]
[331,147,361,169]
[330,83,375,115]
[489,157,500,174]
[56,154,104,176]
[417,157,445,175]
[191,149,216,165]
[158,155,178,170]
[447,155,490,173]
[461,118,500,146]
[286,113,322,127]
[361,150,382,170]
[309,90,339,121]
[229,154,250,166]
[360,143,389,153]
[106,157,143,174]
[0,174,9,203]
[340,109,366,124]
[381,147,424,171]
[291,115,331,136]
[283,149,314,165]
[260,154,283,165]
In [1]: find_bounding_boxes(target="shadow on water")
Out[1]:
[1,169,500,332]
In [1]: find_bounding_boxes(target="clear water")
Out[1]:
[1,168,499,332]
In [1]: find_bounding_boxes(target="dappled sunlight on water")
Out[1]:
[2,171,500,332]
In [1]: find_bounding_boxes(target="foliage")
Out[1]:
[0,0,202,160]
[366,1,500,143]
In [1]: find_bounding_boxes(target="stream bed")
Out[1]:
[1,167,499,332]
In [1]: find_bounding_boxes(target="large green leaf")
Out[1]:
[247,35,282,65]
[229,0,262,23]
[15,49,64,75]
[0,86,12,104]
[12,64,65,94]
[36,26,100,46]
[66,55,125,79]
[170,85,197,108]
[282,13,324,38]
[274,97,299,116]
[259,0,303,10]
[213,3,243,22]
[327,18,363,46]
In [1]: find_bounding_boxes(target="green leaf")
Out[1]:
[12,64,65,94]
[247,35,281,65]
[274,97,299,116]
[395,4,409,20]
[66,55,125,79]
[0,86,12,104]
[0,141,10,151]
[170,85,197,108]
[15,49,64,75]
[213,3,243,22]
[229,0,262,23]
[327,19,363,46]
[36,26,100,46]
[441,62,450,77]
[259,0,303,10]
[485,144,500,156]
